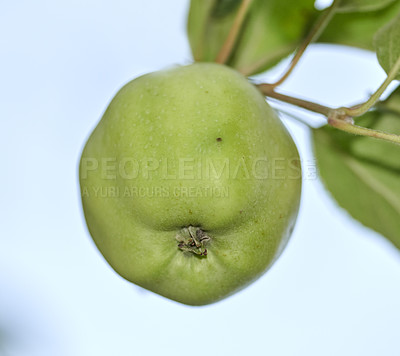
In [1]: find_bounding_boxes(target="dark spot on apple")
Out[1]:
[205,90,209,94]
[216,137,222,142]
[239,210,243,214]
[188,209,193,214]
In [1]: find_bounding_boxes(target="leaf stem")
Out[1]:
[340,56,400,117]
[269,0,339,88]
[257,83,400,145]
[328,113,400,145]
[257,84,333,116]
[215,0,253,64]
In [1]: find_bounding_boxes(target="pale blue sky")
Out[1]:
[1,1,400,356]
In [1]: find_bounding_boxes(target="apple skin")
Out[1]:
[79,63,301,306]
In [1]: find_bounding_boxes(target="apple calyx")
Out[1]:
[176,226,210,256]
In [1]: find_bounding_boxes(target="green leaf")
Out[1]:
[318,1,400,51]
[374,12,400,81]
[211,0,241,18]
[228,0,317,75]
[187,0,235,62]
[187,0,317,75]
[336,0,397,13]
[187,0,400,76]
[313,87,400,250]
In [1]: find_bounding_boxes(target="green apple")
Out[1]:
[79,63,301,306]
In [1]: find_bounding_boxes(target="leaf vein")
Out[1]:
[345,156,400,217]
